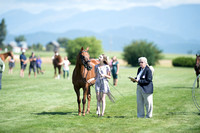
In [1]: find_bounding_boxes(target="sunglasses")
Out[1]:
[139,62,144,64]
[99,55,103,60]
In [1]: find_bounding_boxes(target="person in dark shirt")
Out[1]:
[29,52,37,78]
[132,57,154,118]
[20,49,27,77]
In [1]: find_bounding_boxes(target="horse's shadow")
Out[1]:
[91,115,133,119]
[106,115,133,119]
[166,112,200,116]
[33,111,77,116]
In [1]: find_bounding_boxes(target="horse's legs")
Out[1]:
[196,73,199,88]
[58,66,61,75]
[58,66,61,79]
[82,87,88,116]
[75,87,81,116]
[54,66,57,78]
[86,86,91,114]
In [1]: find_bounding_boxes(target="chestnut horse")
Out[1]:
[53,54,62,79]
[0,51,14,61]
[194,54,200,88]
[72,47,99,116]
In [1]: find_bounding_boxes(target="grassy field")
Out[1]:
[0,53,200,133]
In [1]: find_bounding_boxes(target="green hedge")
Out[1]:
[172,57,195,67]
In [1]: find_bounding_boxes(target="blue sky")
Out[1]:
[0,0,200,14]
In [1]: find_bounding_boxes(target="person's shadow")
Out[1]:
[91,115,133,118]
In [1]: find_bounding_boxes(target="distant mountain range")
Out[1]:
[1,4,200,53]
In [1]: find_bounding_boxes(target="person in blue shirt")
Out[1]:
[20,49,27,77]
[36,56,44,74]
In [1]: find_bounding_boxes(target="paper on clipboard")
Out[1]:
[128,76,137,82]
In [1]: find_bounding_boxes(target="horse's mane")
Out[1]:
[196,56,200,63]
[195,55,200,67]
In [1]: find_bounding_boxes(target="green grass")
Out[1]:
[1,61,200,132]
[162,53,196,60]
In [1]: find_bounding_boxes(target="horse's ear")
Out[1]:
[81,47,84,51]
[86,47,89,51]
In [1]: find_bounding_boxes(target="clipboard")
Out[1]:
[128,76,137,82]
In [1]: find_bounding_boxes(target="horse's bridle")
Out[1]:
[196,54,200,67]
[79,50,93,84]
[80,50,92,71]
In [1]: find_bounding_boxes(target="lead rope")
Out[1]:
[108,81,125,98]
[82,67,89,83]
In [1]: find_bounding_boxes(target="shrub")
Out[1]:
[66,36,103,64]
[172,57,195,67]
[123,40,162,66]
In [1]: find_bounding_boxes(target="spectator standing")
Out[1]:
[111,56,119,86]
[28,52,37,78]
[8,56,15,74]
[63,56,71,79]
[20,49,27,77]
[36,56,44,74]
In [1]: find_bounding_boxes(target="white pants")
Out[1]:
[137,85,153,118]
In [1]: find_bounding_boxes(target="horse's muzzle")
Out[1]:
[85,60,92,70]
[87,65,93,71]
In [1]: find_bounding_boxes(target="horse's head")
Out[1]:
[79,47,92,70]
[8,51,14,58]
[196,54,200,67]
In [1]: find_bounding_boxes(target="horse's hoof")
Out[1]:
[86,111,90,114]
[82,113,85,116]
[78,113,81,116]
